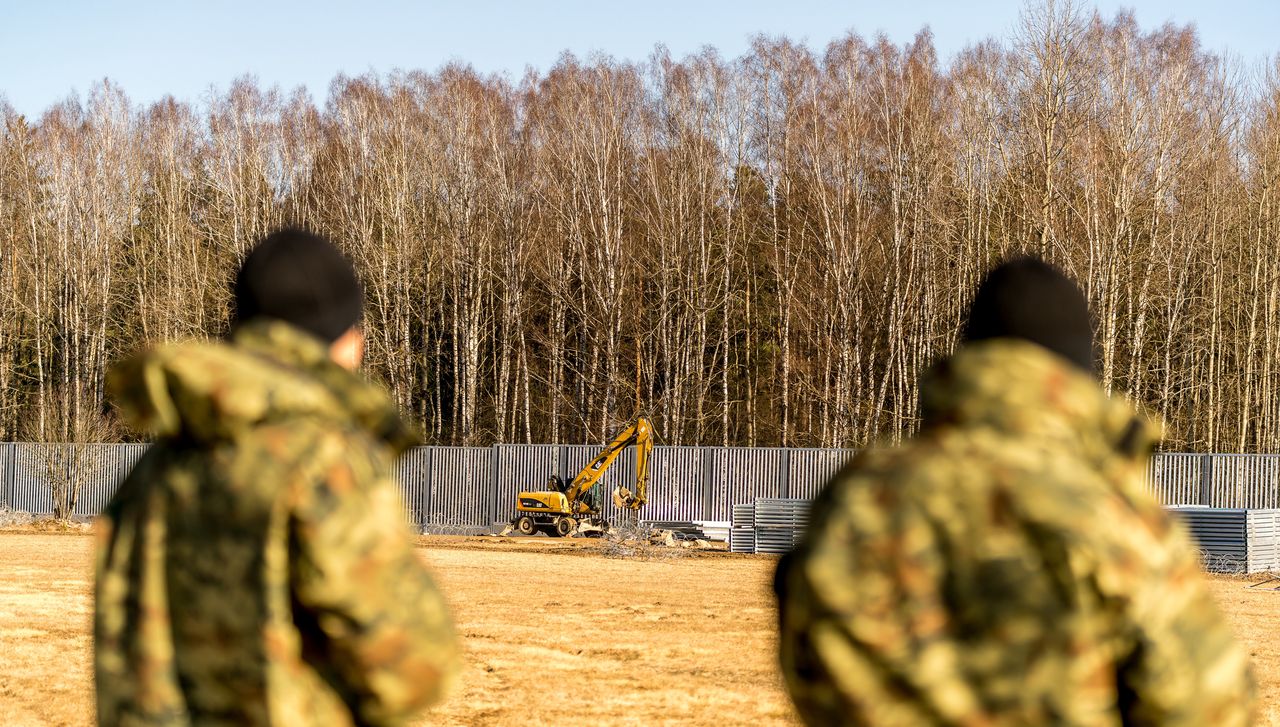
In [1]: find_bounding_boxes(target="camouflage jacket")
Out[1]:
[95,320,459,727]
[776,339,1255,726]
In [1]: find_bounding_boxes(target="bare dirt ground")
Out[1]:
[0,531,792,726]
[0,529,1277,725]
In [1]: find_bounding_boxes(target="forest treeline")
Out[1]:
[2,1,1279,451]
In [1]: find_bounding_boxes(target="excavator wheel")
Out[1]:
[553,517,573,538]
[515,516,536,536]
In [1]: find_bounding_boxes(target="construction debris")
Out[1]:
[628,527,715,549]
[574,520,608,538]
[489,519,718,552]
[650,529,678,547]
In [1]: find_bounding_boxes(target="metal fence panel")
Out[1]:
[0,443,10,509]
[1206,454,1280,509]
[787,449,856,501]
[753,498,811,554]
[7,443,150,516]
[1167,506,1248,572]
[424,447,492,526]
[709,448,785,522]
[11,443,49,514]
[645,447,705,521]
[730,502,756,553]
[1148,453,1204,506]
[8,443,1280,526]
[81,444,148,515]
[1248,509,1280,573]
[397,447,433,525]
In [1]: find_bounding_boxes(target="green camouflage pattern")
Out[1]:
[776,339,1256,726]
[96,320,459,727]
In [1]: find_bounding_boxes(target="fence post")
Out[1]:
[779,448,791,500]
[558,444,569,483]
[1199,453,1215,507]
[2,442,12,509]
[701,448,717,522]
[489,445,501,526]
[420,447,434,528]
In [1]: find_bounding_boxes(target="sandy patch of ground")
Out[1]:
[0,531,1276,725]
[0,532,791,726]
[1207,575,1280,725]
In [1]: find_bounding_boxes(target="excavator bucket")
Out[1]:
[613,486,637,510]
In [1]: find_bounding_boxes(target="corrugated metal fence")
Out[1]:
[1147,453,1280,509]
[0,445,1276,525]
[4,443,151,518]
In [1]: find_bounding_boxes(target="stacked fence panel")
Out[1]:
[753,498,811,554]
[730,503,755,553]
[1167,506,1248,573]
[1247,509,1280,573]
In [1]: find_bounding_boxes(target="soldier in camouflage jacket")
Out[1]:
[96,230,459,726]
[776,259,1255,726]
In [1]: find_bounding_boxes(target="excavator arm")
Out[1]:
[564,417,653,513]
[608,418,652,511]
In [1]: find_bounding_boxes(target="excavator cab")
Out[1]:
[578,485,598,512]
[511,417,654,537]
[545,474,565,493]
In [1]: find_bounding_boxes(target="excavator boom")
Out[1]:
[566,417,652,507]
[602,418,651,511]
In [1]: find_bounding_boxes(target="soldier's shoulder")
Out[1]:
[250,416,382,471]
[814,430,1118,539]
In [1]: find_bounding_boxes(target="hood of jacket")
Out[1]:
[107,319,420,453]
[918,338,1160,464]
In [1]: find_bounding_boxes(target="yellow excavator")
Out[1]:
[511,417,653,537]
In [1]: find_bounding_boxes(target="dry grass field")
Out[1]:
[0,530,793,726]
[1,529,1278,725]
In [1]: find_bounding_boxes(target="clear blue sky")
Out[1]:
[2,1,1278,118]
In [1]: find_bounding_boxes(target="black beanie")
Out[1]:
[962,256,1095,373]
[233,228,363,344]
